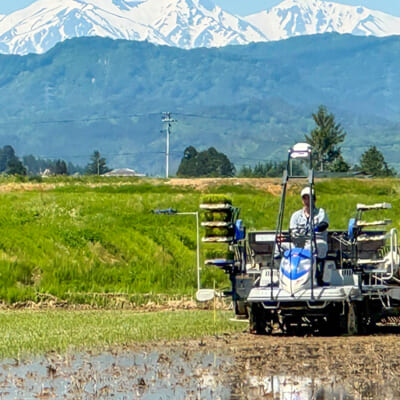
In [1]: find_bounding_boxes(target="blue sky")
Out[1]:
[1,0,400,17]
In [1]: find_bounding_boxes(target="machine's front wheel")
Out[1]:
[345,302,359,335]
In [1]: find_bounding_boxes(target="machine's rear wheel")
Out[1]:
[234,299,248,318]
[322,305,345,336]
[249,304,267,334]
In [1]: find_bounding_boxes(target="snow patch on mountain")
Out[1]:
[0,0,399,55]
[0,0,266,54]
[245,0,400,40]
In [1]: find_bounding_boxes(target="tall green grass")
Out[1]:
[0,177,398,304]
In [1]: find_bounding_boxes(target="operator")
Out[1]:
[290,187,329,257]
[290,187,329,284]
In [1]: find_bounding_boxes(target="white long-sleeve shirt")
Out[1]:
[290,207,329,243]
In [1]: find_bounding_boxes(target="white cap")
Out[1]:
[301,187,315,198]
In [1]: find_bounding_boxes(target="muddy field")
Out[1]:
[2,330,400,399]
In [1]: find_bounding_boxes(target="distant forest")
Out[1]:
[0,145,84,176]
[0,34,399,175]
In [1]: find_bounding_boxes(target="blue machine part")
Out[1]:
[152,208,177,215]
[235,219,245,240]
[348,218,356,240]
[280,248,312,280]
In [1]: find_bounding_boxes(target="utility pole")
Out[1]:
[161,112,177,178]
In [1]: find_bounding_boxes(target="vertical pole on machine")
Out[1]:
[270,151,291,300]
[308,160,315,300]
[196,211,200,291]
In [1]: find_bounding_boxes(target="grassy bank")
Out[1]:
[0,176,398,304]
[0,309,244,359]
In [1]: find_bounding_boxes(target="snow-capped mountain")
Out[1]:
[245,0,400,41]
[0,0,399,55]
[0,0,266,55]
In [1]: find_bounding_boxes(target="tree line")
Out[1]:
[0,147,111,176]
[176,105,396,178]
[0,105,395,178]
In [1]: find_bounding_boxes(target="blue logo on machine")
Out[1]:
[280,248,312,280]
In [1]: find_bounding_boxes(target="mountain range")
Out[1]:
[0,34,399,174]
[0,0,399,55]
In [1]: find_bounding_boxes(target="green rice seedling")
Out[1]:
[0,310,244,359]
[202,210,232,222]
[204,227,233,237]
[204,244,234,260]
[200,194,232,205]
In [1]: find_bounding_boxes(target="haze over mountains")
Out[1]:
[0,34,399,174]
[0,0,398,174]
[0,0,399,55]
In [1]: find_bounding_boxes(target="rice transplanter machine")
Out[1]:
[200,143,400,335]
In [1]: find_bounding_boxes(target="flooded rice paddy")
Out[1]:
[1,331,400,399]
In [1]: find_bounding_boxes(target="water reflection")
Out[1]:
[0,349,395,399]
[0,350,232,399]
[243,375,352,399]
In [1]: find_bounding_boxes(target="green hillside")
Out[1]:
[0,34,399,173]
[0,177,398,305]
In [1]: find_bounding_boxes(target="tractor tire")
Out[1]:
[234,300,248,318]
[320,304,344,336]
[345,302,359,335]
[249,304,267,335]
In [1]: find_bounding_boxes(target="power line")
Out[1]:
[0,111,273,126]
[2,110,399,171]
[0,112,160,127]
[174,112,272,124]
[32,150,165,160]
